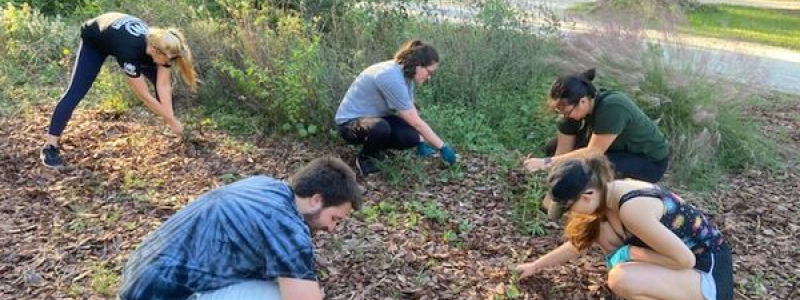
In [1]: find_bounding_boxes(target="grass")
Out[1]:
[90,262,119,297]
[569,3,800,50]
[683,4,800,50]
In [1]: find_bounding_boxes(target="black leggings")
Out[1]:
[48,41,159,137]
[337,115,421,158]
[709,244,734,300]
[545,137,669,183]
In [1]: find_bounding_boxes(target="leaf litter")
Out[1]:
[0,100,797,300]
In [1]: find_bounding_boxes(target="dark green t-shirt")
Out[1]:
[558,90,669,161]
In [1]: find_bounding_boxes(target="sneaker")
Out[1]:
[41,144,64,169]
[356,156,380,177]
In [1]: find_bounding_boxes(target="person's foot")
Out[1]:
[356,156,380,177]
[41,144,64,169]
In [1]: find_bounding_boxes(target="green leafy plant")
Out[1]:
[422,202,450,224]
[511,173,548,236]
[90,262,119,297]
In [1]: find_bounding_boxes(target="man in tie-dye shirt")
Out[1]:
[119,157,364,300]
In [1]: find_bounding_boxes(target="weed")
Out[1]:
[741,273,767,296]
[104,208,122,225]
[386,213,399,227]
[222,137,256,154]
[67,283,84,298]
[379,154,429,188]
[122,170,148,190]
[357,204,380,224]
[68,205,94,233]
[378,159,403,187]
[457,219,471,234]
[378,201,397,214]
[406,212,420,228]
[129,191,157,203]
[357,201,400,225]
[219,173,238,184]
[90,262,119,297]
[442,230,461,247]
[422,202,450,224]
[511,173,548,236]
[126,221,137,231]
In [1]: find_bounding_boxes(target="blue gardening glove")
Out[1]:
[605,245,631,269]
[439,144,457,165]
[416,142,437,157]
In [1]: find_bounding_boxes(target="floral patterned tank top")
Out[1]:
[619,187,725,272]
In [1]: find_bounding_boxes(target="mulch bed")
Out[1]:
[1,101,797,300]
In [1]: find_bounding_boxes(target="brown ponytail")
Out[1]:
[561,155,615,251]
[393,39,439,79]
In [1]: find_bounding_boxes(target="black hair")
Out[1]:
[549,68,598,107]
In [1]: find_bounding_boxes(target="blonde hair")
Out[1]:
[548,155,615,250]
[147,27,198,92]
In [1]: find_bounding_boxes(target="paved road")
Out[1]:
[401,0,800,94]
[562,0,800,94]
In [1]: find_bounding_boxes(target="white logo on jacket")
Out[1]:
[111,17,149,37]
[123,63,138,76]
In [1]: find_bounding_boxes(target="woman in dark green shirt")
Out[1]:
[524,69,670,219]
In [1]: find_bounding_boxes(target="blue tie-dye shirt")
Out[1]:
[119,176,316,300]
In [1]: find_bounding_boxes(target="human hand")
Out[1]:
[605,245,631,270]
[439,144,457,164]
[167,118,184,135]
[523,157,547,172]
[514,262,541,280]
[417,142,437,157]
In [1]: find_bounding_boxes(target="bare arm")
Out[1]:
[516,241,582,279]
[524,133,617,171]
[553,133,616,162]
[154,66,175,120]
[619,197,696,270]
[554,133,576,156]
[126,68,182,133]
[126,75,166,118]
[278,277,324,300]
[397,107,444,148]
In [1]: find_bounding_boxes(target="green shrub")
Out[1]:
[408,4,560,154]
[0,3,75,112]
[201,2,331,135]
[0,3,75,72]
[4,0,86,16]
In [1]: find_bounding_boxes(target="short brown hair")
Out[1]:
[288,156,363,210]
[393,39,439,79]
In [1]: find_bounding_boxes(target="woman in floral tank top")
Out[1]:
[515,155,733,300]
